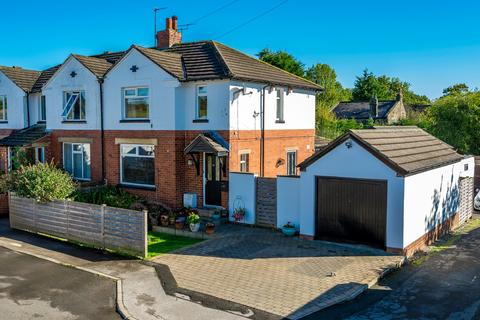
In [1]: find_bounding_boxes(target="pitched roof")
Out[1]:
[72,55,113,78]
[299,126,464,176]
[91,51,126,64]
[333,101,397,120]
[163,41,321,90]
[0,66,41,92]
[0,124,49,146]
[31,65,61,93]
[133,46,185,80]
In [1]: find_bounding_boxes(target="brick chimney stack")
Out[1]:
[156,15,182,49]
[370,95,379,118]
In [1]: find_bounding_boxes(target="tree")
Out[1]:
[257,48,305,77]
[424,92,480,155]
[352,69,430,105]
[442,83,470,96]
[305,63,351,109]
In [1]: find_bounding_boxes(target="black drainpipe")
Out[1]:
[98,78,105,183]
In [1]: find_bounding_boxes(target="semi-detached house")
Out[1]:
[0,16,320,208]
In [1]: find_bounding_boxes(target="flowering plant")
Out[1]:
[283,221,295,229]
[186,212,200,225]
[232,207,246,222]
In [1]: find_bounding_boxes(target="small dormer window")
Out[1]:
[62,91,85,121]
[0,95,7,121]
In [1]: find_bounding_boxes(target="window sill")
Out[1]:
[0,121,8,124]
[275,120,285,124]
[118,183,156,191]
[119,119,151,123]
[37,120,46,124]
[193,119,209,123]
[62,120,87,124]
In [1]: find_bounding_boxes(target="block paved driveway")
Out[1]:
[153,227,403,319]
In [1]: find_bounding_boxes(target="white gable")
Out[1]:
[0,71,27,129]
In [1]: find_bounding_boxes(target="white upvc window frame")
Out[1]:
[122,87,150,120]
[286,149,297,176]
[62,90,86,121]
[39,95,46,122]
[275,88,285,122]
[63,142,91,181]
[35,147,45,164]
[0,95,7,121]
[195,85,208,120]
[239,153,249,173]
[120,144,155,187]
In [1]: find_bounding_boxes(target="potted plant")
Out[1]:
[212,210,221,221]
[160,214,169,227]
[175,216,185,230]
[282,222,296,237]
[232,207,246,223]
[187,213,200,232]
[205,222,215,235]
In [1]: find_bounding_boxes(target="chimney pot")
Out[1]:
[166,17,172,29]
[156,16,182,48]
[172,16,178,30]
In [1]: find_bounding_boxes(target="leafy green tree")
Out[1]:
[257,48,305,77]
[306,63,351,109]
[442,83,470,96]
[424,92,480,154]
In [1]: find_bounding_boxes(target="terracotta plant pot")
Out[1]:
[175,218,185,230]
[205,223,215,235]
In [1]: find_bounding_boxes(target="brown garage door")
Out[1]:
[316,176,387,248]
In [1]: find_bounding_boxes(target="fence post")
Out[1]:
[143,210,148,258]
[101,204,106,249]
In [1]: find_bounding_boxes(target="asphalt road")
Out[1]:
[305,220,480,320]
[0,246,121,320]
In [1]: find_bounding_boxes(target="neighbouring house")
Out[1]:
[314,136,331,151]
[1,16,320,210]
[333,92,407,124]
[271,126,474,255]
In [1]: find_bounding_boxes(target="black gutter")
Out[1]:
[98,78,105,183]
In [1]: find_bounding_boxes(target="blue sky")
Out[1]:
[1,0,479,99]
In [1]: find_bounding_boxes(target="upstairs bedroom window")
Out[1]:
[0,95,7,121]
[196,85,208,119]
[120,144,155,187]
[63,143,91,180]
[39,95,46,122]
[123,87,149,119]
[276,89,284,123]
[62,91,86,121]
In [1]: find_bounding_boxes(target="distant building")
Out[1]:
[333,92,407,124]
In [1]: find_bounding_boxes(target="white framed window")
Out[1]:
[7,147,15,171]
[35,147,45,164]
[0,95,7,121]
[239,153,249,173]
[276,89,284,122]
[120,144,155,187]
[196,85,208,119]
[63,143,91,180]
[62,91,86,120]
[39,95,46,122]
[123,87,149,119]
[286,150,297,176]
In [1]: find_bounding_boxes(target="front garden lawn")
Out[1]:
[147,231,203,259]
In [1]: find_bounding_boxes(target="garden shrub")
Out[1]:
[73,185,139,209]
[12,162,76,202]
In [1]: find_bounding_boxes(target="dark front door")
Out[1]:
[316,176,387,248]
[205,154,223,206]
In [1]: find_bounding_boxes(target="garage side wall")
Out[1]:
[299,139,405,249]
[277,176,300,230]
[403,157,475,249]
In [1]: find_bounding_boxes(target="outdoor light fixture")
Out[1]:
[345,141,353,149]
[187,159,193,166]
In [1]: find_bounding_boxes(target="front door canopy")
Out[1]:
[184,133,229,157]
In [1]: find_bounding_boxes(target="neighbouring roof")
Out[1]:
[333,101,397,120]
[163,41,321,90]
[0,66,41,92]
[299,126,464,176]
[315,136,331,151]
[0,124,49,146]
[184,133,229,156]
[31,65,61,93]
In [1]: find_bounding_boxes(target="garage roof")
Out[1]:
[299,126,464,176]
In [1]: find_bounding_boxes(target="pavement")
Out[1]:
[152,225,404,319]
[0,246,120,320]
[0,218,244,320]
[304,214,480,320]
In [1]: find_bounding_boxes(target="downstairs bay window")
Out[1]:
[63,143,91,180]
[120,144,155,187]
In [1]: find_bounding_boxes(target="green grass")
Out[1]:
[411,216,480,267]
[147,231,203,259]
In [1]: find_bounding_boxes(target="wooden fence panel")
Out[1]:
[9,194,147,257]
[255,177,277,227]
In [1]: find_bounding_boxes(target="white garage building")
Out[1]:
[280,126,474,255]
